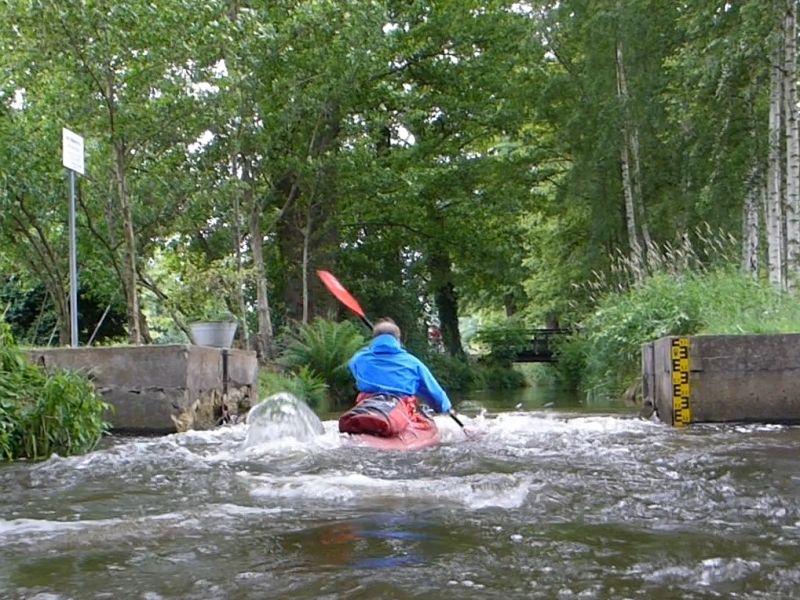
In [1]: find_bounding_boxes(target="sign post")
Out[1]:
[62,128,84,347]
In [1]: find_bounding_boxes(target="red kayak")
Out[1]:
[347,422,441,450]
[339,393,441,451]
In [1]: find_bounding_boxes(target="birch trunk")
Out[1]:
[615,38,644,281]
[231,157,250,349]
[628,123,652,253]
[784,0,800,286]
[767,36,786,289]
[741,161,762,276]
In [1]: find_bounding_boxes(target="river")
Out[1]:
[2,386,800,599]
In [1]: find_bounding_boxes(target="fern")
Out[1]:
[278,319,366,406]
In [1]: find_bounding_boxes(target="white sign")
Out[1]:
[62,128,85,175]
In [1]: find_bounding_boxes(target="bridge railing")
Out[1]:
[474,327,573,363]
[516,328,572,362]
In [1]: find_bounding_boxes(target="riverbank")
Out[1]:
[555,268,800,403]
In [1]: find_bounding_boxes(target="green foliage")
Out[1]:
[0,321,110,461]
[557,274,699,401]
[277,319,366,406]
[472,364,529,391]
[424,353,478,393]
[425,352,528,393]
[258,367,329,414]
[559,268,796,402]
[1,0,795,405]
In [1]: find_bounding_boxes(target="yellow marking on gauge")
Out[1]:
[672,371,688,384]
[670,337,691,427]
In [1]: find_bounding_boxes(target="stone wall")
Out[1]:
[27,345,258,434]
[642,334,800,426]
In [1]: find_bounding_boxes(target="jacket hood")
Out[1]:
[370,333,402,353]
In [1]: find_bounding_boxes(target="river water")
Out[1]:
[2,387,800,599]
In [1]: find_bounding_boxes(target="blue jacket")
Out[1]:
[348,334,452,414]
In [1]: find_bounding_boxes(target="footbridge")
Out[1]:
[514,328,572,362]
[475,327,572,363]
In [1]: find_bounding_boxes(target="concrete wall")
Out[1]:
[28,345,258,434]
[642,334,800,426]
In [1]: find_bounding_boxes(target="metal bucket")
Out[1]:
[189,321,238,348]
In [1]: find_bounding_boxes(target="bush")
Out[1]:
[0,321,110,461]
[425,352,479,392]
[474,364,529,390]
[425,352,529,393]
[277,318,366,407]
[271,319,530,412]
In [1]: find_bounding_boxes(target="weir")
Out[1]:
[642,333,800,426]
[27,344,258,434]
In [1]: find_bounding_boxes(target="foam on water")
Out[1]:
[242,392,325,449]
[243,469,533,509]
[0,502,292,548]
[17,411,654,481]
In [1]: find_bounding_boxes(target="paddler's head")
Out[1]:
[372,318,401,340]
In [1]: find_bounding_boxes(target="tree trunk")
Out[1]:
[114,141,143,344]
[741,160,762,277]
[278,103,341,323]
[10,200,71,344]
[276,175,306,321]
[767,36,786,289]
[429,247,464,359]
[301,202,312,325]
[250,209,275,361]
[503,292,517,317]
[231,156,251,349]
[615,38,644,281]
[784,0,800,287]
[627,118,652,252]
[246,165,275,362]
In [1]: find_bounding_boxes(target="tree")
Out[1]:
[7,0,218,343]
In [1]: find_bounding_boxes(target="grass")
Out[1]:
[555,224,800,403]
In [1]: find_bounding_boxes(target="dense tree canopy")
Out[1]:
[1,0,796,360]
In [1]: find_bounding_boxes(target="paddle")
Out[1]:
[316,269,467,432]
[317,269,373,330]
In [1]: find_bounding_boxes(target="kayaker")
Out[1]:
[339,318,452,438]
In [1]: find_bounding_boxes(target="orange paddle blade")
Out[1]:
[317,270,367,319]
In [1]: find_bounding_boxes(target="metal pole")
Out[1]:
[68,169,78,347]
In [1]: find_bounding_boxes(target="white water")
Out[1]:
[2,400,800,599]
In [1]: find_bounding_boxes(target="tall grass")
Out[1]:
[559,227,799,402]
[0,321,110,461]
